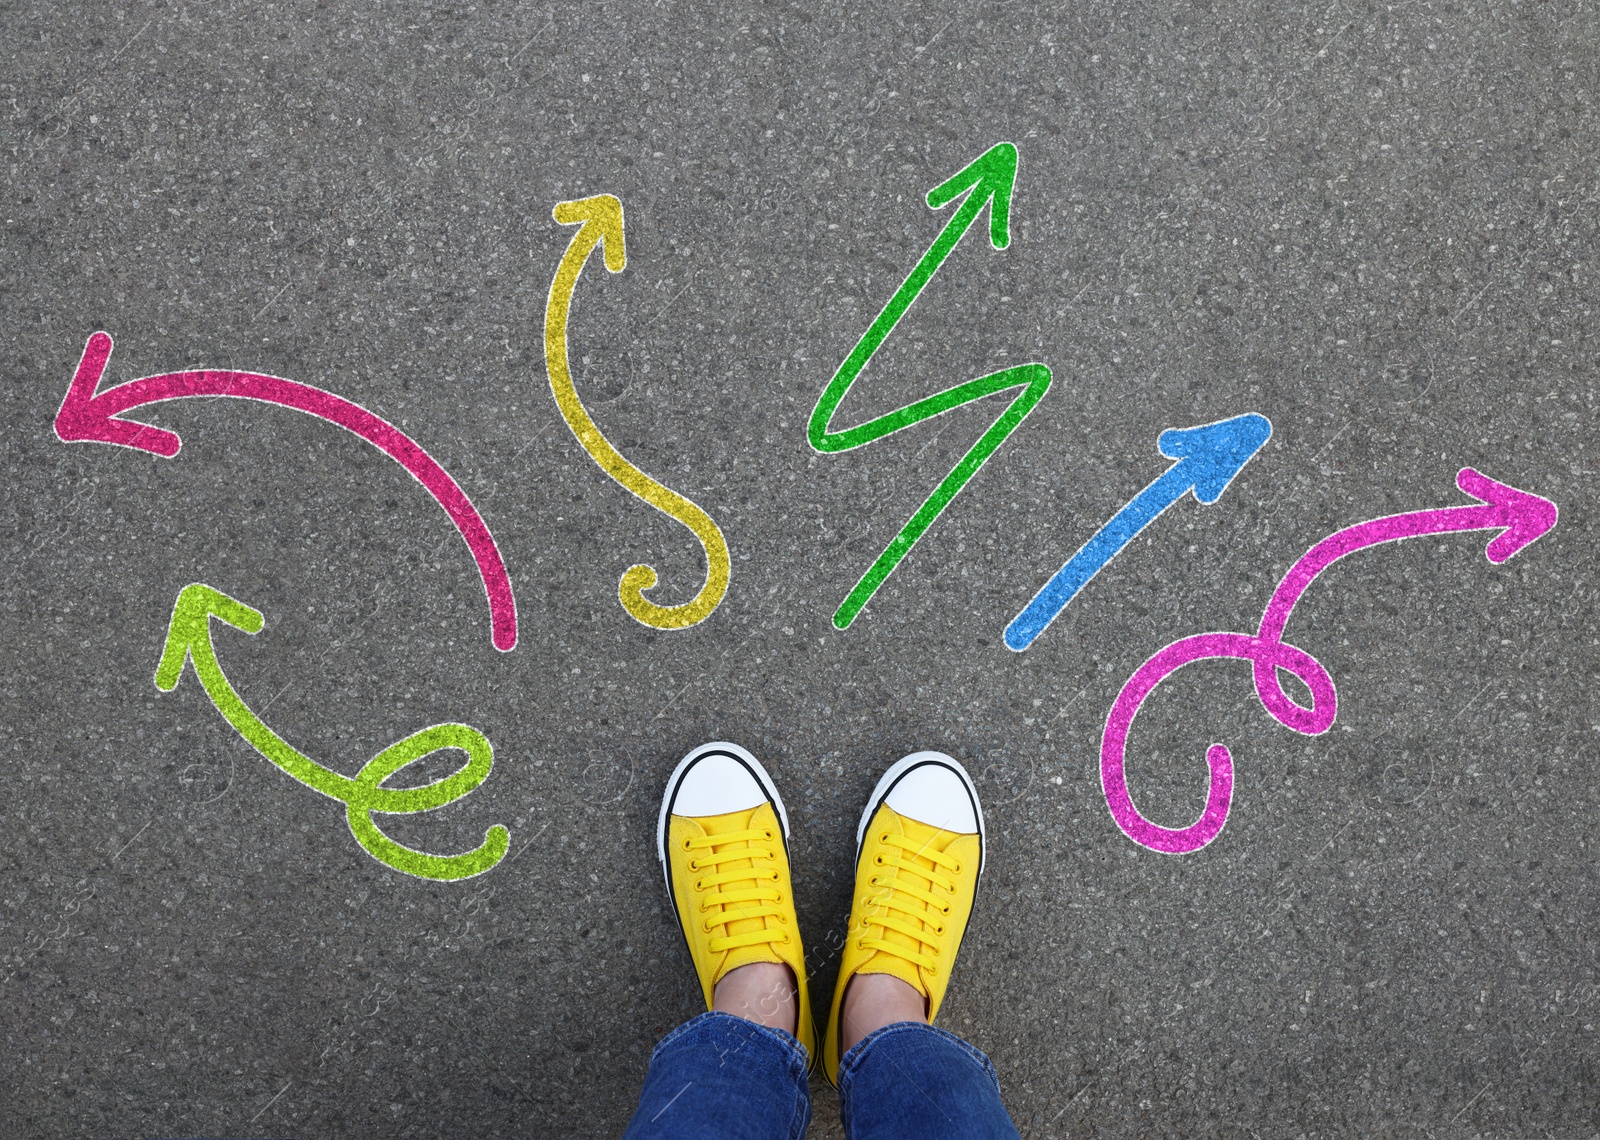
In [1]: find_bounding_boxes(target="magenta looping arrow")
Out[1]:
[55,332,518,652]
[1102,467,1558,854]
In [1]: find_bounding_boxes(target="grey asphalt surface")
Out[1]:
[3,2,1598,1136]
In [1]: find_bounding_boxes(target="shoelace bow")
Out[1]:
[859,831,962,974]
[683,827,790,953]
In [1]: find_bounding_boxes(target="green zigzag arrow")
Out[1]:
[155,583,509,881]
[808,141,1053,629]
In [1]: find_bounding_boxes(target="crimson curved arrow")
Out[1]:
[55,332,518,652]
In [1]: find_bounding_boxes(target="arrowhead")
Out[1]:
[552,194,626,272]
[154,584,264,691]
[926,142,1019,250]
[1456,467,1558,563]
[54,332,182,457]
[1159,413,1273,504]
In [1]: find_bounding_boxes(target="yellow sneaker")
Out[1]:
[823,751,985,1085]
[656,742,816,1067]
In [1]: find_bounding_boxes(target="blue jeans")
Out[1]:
[622,1011,1020,1139]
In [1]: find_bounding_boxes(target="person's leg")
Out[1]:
[622,742,818,1139]
[622,1009,811,1140]
[821,751,1021,1139]
[836,1018,1017,1139]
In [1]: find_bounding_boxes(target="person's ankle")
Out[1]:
[839,972,926,1055]
[712,961,799,1036]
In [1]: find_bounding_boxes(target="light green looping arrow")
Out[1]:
[155,584,509,881]
[809,141,1053,629]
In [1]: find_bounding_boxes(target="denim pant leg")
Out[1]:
[622,1011,812,1140]
[837,1021,1020,1140]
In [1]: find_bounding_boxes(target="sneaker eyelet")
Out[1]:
[873,855,885,866]
[781,933,791,944]
[763,829,774,840]
[682,838,693,851]
[941,904,951,915]
[879,832,890,844]
[952,862,962,874]
[769,870,780,882]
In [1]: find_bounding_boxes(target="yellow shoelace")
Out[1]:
[859,831,962,974]
[683,827,790,954]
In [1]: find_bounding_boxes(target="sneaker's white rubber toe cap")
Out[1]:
[879,751,982,834]
[673,750,769,816]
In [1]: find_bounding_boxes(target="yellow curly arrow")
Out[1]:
[544,194,730,630]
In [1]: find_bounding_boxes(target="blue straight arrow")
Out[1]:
[1004,412,1272,651]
